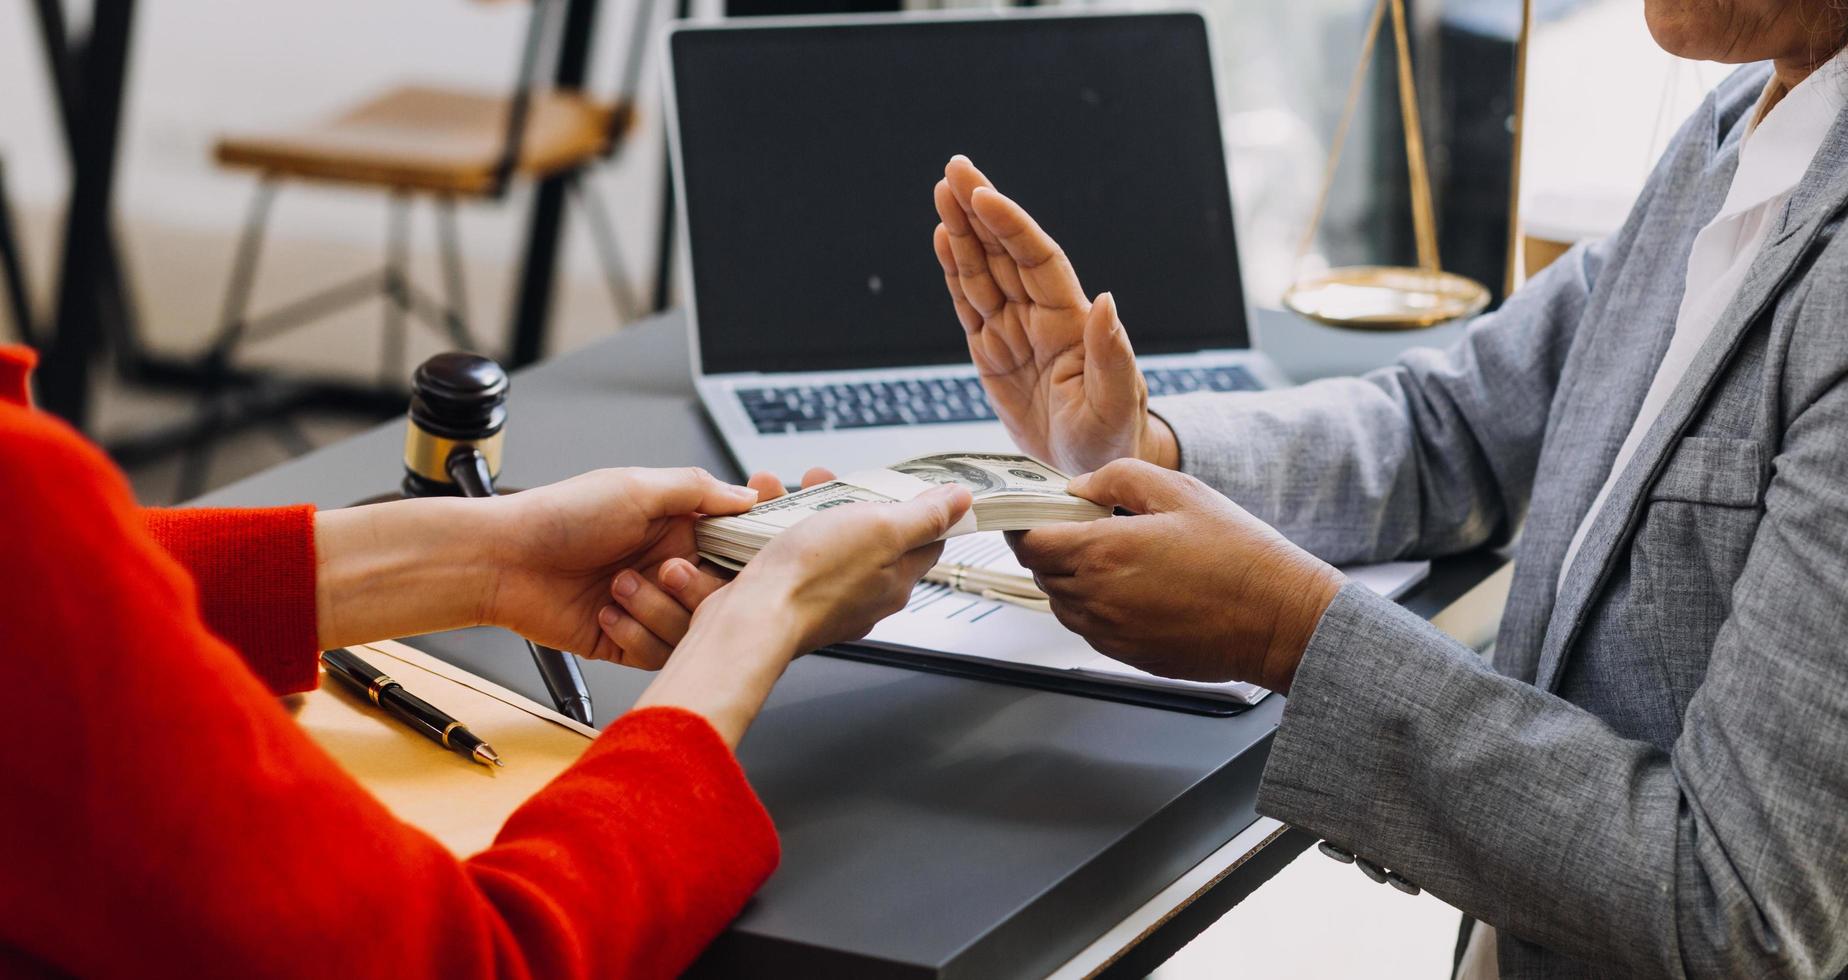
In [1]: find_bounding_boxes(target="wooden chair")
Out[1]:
[177,0,660,497]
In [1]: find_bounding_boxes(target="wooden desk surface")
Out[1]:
[300,641,596,857]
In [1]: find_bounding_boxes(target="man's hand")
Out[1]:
[1009,460,1345,692]
[932,155,1178,474]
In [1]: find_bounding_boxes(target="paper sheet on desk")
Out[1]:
[864,533,1430,706]
[295,640,595,856]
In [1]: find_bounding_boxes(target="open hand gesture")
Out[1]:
[932,155,1176,474]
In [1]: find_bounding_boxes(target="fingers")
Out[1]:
[1082,292,1143,420]
[596,604,673,670]
[943,156,1003,249]
[935,178,1008,316]
[946,158,1031,304]
[622,466,759,518]
[894,540,947,583]
[944,158,1030,305]
[1007,523,1091,576]
[746,468,833,501]
[610,568,693,643]
[967,185,1088,311]
[598,556,734,669]
[747,471,787,503]
[934,223,983,334]
[1033,575,1095,638]
[858,484,972,554]
[655,556,726,611]
[806,484,968,556]
[1068,458,1196,514]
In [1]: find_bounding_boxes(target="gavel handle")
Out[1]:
[447,449,497,500]
[446,448,596,727]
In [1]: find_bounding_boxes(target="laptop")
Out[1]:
[663,9,1290,481]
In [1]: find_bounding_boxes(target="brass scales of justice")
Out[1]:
[1282,0,1534,330]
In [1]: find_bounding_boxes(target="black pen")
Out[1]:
[321,647,503,768]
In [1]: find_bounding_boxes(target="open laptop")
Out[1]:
[663,9,1289,480]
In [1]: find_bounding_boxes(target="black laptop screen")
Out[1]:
[670,12,1249,376]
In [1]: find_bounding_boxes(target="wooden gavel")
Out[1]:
[401,352,594,726]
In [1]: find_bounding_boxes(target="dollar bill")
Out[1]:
[888,452,1077,499]
[717,479,902,532]
[695,451,1109,568]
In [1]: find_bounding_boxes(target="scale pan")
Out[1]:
[1282,266,1490,331]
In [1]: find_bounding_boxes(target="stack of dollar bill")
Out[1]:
[696,452,1109,570]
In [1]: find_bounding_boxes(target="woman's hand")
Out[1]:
[933,155,1178,474]
[311,467,760,656]
[1008,459,1345,692]
[633,484,973,747]
[595,468,834,665]
[477,468,765,662]
[724,482,971,652]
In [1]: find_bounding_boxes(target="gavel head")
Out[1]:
[401,352,509,498]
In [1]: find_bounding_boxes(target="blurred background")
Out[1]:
[0,0,1711,975]
[0,0,1709,501]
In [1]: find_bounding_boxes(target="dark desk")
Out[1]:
[199,311,1505,978]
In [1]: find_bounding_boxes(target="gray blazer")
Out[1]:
[1153,64,1848,978]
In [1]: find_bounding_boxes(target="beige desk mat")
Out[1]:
[296,639,597,856]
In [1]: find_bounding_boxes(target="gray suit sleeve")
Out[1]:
[1256,321,1848,976]
[1153,242,1606,565]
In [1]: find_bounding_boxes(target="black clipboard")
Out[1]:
[820,643,1258,717]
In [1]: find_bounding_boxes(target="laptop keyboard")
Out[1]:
[737,364,1260,435]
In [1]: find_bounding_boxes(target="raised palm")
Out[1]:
[932,156,1151,475]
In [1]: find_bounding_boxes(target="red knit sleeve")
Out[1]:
[142,506,321,694]
[0,400,780,978]
[0,345,34,406]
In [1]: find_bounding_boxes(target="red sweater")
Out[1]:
[0,347,778,978]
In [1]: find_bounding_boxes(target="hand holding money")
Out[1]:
[604,454,1109,667]
[596,468,829,665]
[723,482,973,652]
[696,452,1111,570]
[632,482,973,746]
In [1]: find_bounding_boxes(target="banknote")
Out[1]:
[695,451,1109,569]
[888,452,1077,498]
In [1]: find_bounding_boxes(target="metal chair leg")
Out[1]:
[0,159,37,347]
[266,413,315,457]
[204,179,281,358]
[570,171,640,322]
[433,196,481,351]
[176,178,282,501]
[382,191,412,386]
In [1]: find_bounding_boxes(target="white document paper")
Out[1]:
[863,533,1430,707]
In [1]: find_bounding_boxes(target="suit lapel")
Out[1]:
[1492,96,1729,687]
[1533,121,1848,694]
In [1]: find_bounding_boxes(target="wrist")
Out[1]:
[634,589,800,748]
[471,493,543,631]
[314,496,500,649]
[1257,562,1345,694]
[1139,413,1181,470]
[696,578,808,663]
